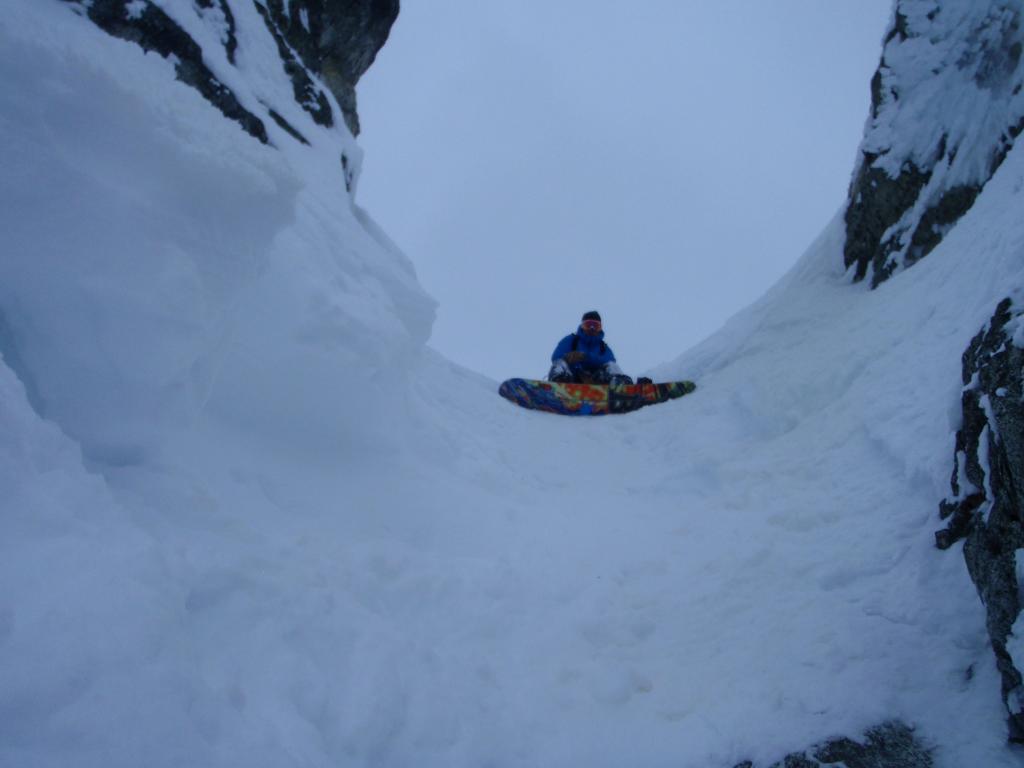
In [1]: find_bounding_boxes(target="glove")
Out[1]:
[637,377,653,386]
[563,351,586,363]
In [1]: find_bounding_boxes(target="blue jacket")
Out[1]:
[551,327,617,370]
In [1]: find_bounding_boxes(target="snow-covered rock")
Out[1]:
[837,0,1024,745]
[733,722,932,768]
[61,0,397,140]
[844,0,1024,286]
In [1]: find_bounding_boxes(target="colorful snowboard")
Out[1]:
[498,378,696,416]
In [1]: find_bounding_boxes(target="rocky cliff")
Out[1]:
[936,296,1024,740]
[844,0,1024,287]
[258,0,398,136]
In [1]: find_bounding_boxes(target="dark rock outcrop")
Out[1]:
[845,1,1024,287]
[935,297,1024,740]
[258,0,399,136]
[733,721,933,768]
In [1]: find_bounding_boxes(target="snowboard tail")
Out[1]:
[498,378,696,415]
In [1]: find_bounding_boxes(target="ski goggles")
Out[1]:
[581,319,602,332]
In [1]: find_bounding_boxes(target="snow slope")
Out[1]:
[2,1,1024,767]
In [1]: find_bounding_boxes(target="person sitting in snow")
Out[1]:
[548,311,651,386]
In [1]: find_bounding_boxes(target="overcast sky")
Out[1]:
[356,1,894,382]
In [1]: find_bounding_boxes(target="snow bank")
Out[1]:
[0,1,434,464]
[0,351,180,766]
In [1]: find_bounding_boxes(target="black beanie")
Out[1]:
[582,311,602,322]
